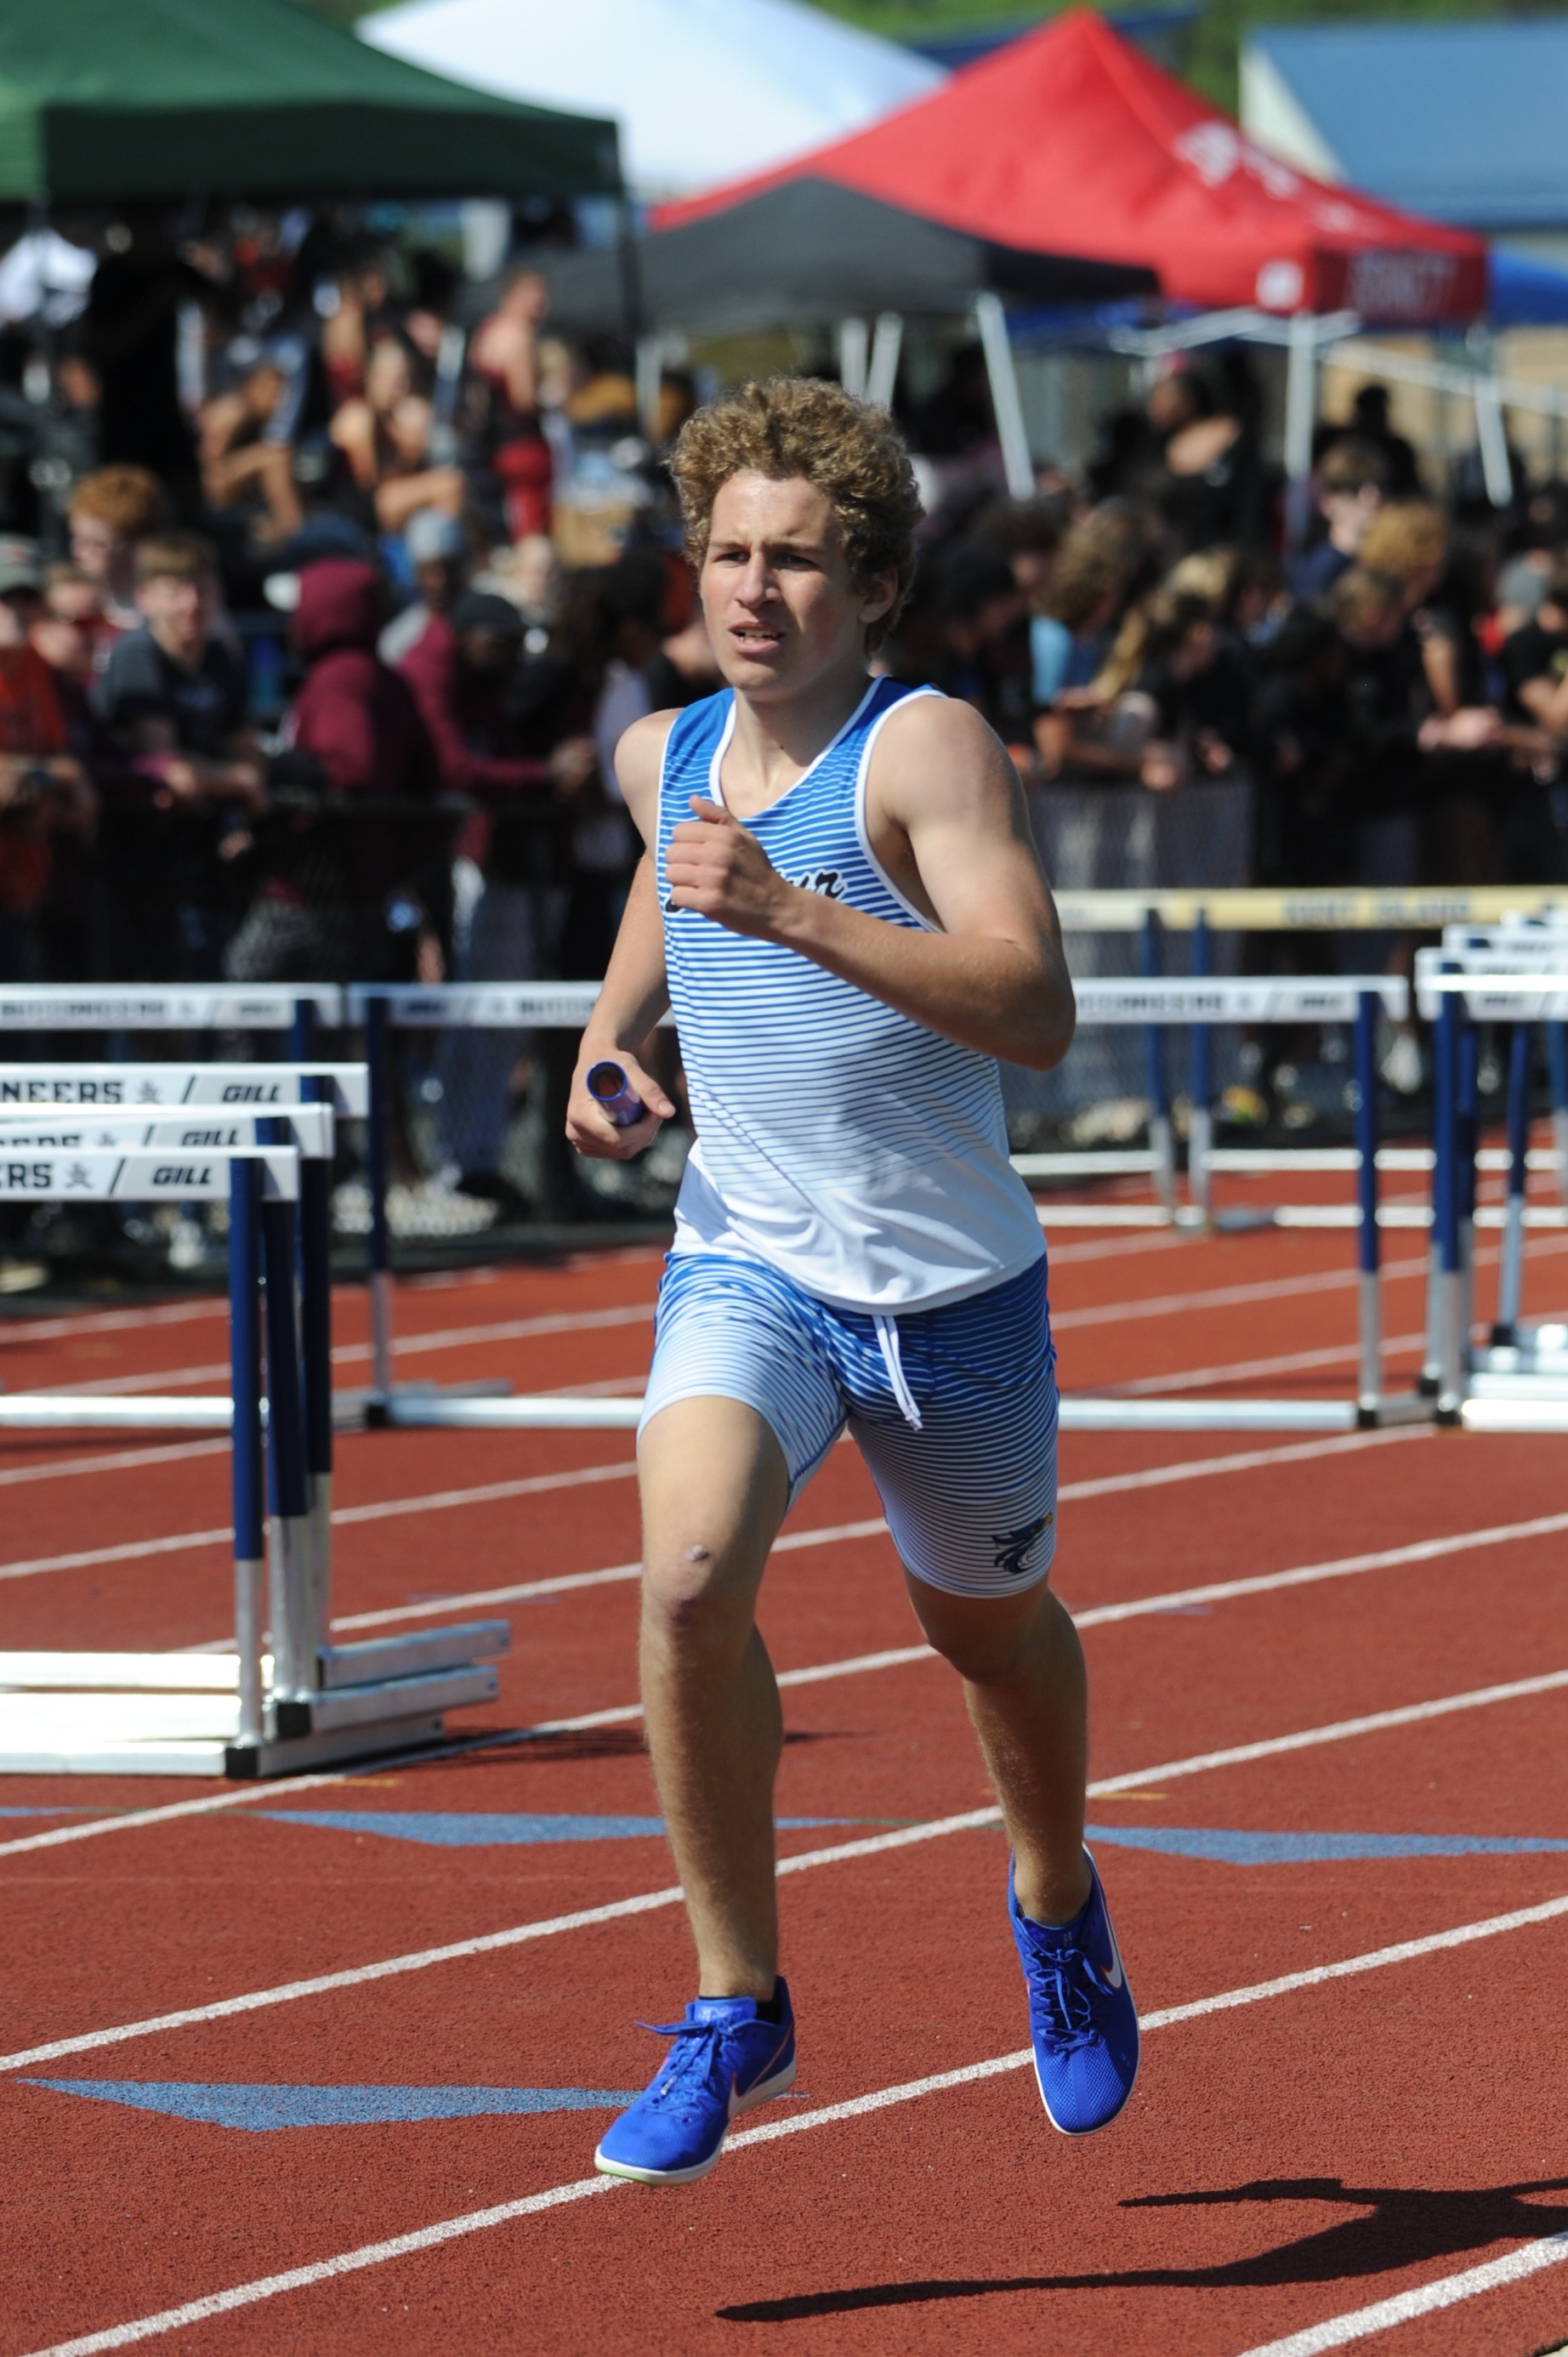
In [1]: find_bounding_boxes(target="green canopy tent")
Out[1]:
[0,0,620,207]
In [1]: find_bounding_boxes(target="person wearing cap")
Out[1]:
[0,540,95,980]
[399,584,594,1206]
[379,507,469,667]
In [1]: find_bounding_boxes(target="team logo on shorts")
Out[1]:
[991,1509,1054,1577]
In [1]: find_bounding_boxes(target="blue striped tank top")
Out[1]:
[656,674,1044,1312]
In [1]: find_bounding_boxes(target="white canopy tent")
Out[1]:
[361,0,943,201]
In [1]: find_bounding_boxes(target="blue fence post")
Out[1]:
[1140,909,1175,1216]
[227,1156,264,1759]
[1491,1021,1532,1347]
[1354,989,1382,1420]
[1187,909,1213,1224]
[365,991,394,1412]
[1434,988,1464,1419]
[1549,1021,1568,1213]
[261,1179,312,1713]
[293,997,333,1673]
[1457,1003,1480,1369]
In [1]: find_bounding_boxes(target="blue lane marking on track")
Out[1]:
[1085,1825,1568,1866]
[23,2083,642,2130]
[252,1810,855,1846]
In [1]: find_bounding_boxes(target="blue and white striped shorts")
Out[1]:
[639,1252,1059,1600]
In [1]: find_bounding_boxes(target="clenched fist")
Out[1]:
[666,798,794,938]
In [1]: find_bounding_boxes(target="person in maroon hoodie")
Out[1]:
[398,587,594,1202]
[226,557,441,982]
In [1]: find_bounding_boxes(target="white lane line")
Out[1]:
[0,1440,228,1493]
[1073,1508,1568,1630]
[14,1226,1560,1409]
[20,1888,1568,2357]
[1231,2235,1568,2356]
[0,1497,1541,1866]
[1088,1667,1568,1796]
[0,1300,224,1343]
[344,1503,1568,1720]
[327,1429,1424,1630]
[331,1428,1427,1632]
[27,1303,665,1397]
[0,1529,230,1587]
[329,1516,888,1630]
[1060,1423,1428,1505]
[1109,1332,1424,1397]
[1053,1232,1568,1336]
[0,1458,639,1589]
[0,1423,1428,1600]
[5,1665,1565,2070]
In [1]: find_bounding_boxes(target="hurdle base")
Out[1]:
[1470,1323,1568,1379]
[272,1661,497,1738]
[1355,1391,1433,1430]
[224,1714,451,1779]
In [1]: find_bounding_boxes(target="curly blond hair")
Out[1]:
[668,376,921,653]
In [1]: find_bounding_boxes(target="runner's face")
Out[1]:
[701,474,892,699]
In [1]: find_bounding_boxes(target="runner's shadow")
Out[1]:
[717,2176,1568,2321]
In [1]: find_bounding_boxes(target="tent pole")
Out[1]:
[866,313,904,410]
[614,190,644,352]
[635,334,665,443]
[1283,309,1317,557]
[838,317,869,400]
[1474,371,1514,508]
[974,291,1033,500]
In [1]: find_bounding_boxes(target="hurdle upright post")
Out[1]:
[1433,989,1464,1420]
[1457,1007,1480,1360]
[260,1184,313,1704]
[365,991,394,1412]
[1549,1020,1568,1212]
[1187,910,1213,1224]
[293,999,334,1669]
[228,1157,265,1751]
[1353,989,1383,1421]
[1491,1021,1532,1346]
[1139,909,1176,1215]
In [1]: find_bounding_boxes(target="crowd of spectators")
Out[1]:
[883,361,1568,912]
[3,205,1568,1220]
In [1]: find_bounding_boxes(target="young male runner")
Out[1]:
[568,378,1137,2186]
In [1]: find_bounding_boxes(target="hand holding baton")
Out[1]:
[586,1060,646,1127]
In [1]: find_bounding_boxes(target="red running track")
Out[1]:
[2,1209,1568,2357]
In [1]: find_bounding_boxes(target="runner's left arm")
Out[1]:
[664,696,1075,1071]
[568,713,679,1160]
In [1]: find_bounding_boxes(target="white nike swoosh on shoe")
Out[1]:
[1101,1951,1125,1992]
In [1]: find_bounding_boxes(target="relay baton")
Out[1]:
[587,1060,645,1127]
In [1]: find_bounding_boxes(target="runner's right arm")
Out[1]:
[566,711,679,1161]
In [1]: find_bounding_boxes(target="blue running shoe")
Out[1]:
[1008,1850,1139,2135]
[594,1980,797,2185]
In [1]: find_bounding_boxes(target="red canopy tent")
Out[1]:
[657,7,1486,328]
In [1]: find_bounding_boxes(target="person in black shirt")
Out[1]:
[94,531,264,978]
[1501,550,1568,733]
[84,214,225,516]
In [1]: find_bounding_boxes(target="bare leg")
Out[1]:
[638,1395,791,1998]
[905,1571,1091,1925]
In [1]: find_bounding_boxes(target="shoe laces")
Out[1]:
[1020,1939,1101,2053]
[634,2018,731,2119]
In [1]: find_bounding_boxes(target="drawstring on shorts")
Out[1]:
[873,1314,923,1431]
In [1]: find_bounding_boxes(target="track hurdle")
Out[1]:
[0,1068,366,1431]
[345,981,667,1419]
[0,1127,507,1778]
[344,974,1422,1437]
[1414,953,1568,1434]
